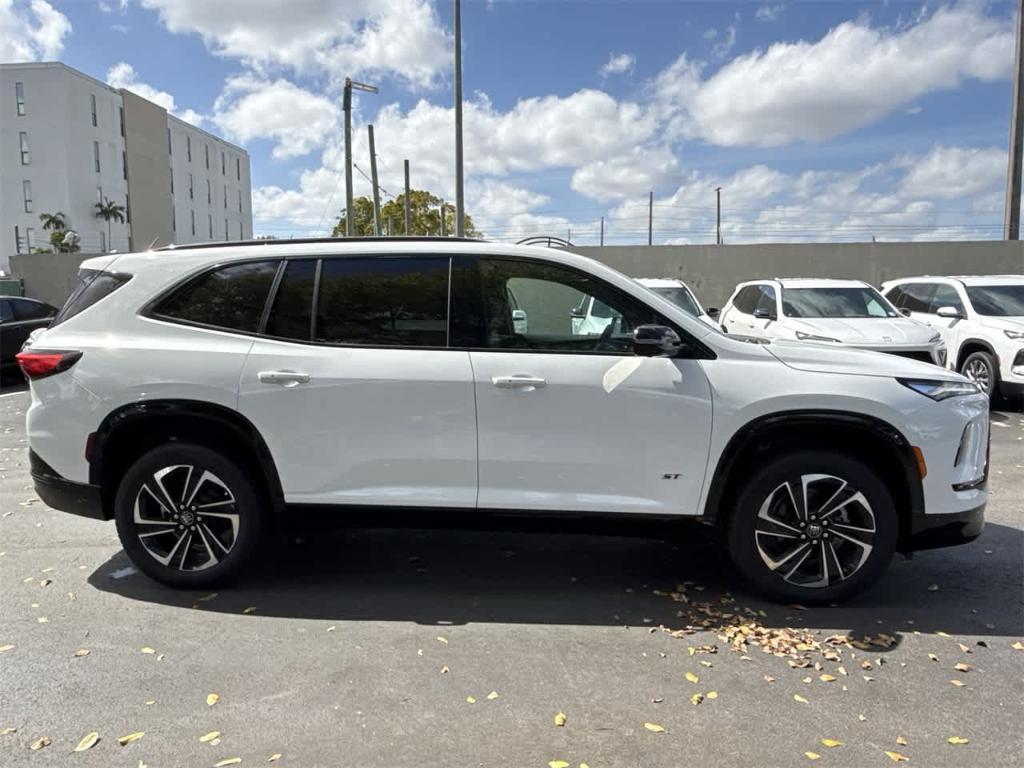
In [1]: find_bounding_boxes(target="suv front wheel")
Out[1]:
[726,451,897,603]
[114,443,266,588]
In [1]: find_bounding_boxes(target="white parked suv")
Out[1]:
[19,239,989,602]
[720,278,946,365]
[881,275,1024,402]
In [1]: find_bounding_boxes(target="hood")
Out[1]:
[785,317,935,344]
[766,339,962,380]
[978,315,1024,333]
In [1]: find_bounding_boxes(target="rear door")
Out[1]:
[0,300,16,362]
[237,255,477,508]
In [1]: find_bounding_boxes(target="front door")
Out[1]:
[453,256,714,516]
[238,256,478,507]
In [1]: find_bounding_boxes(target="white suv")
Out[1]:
[19,239,989,603]
[881,275,1024,402]
[720,278,946,365]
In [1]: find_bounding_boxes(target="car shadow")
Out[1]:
[88,517,1023,647]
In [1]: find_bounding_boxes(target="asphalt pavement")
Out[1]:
[1,376,1022,768]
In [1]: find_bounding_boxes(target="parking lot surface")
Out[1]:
[1,381,1022,768]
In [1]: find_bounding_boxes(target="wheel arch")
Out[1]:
[89,400,284,521]
[703,410,924,551]
[956,338,997,370]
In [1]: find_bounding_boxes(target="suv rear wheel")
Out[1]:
[114,443,265,588]
[726,451,897,603]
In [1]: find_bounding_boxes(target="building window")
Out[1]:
[221,151,225,175]
[224,218,228,240]
[189,173,193,200]
[236,157,240,180]
[19,131,30,164]
[187,136,191,162]
[190,210,195,236]
[97,186,104,202]
[15,81,26,116]
[100,230,106,252]
[208,213,213,238]
[206,178,211,204]
[168,128,172,154]
[94,141,101,172]
[169,169,174,194]
[205,144,209,170]
[119,106,125,137]
[122,150,127,180]
[238,189,242,212]
[238,221,243,239]
[172,206,176,232]
[91,94,98,127]
[223,186,228,209]
[22,180,32,213]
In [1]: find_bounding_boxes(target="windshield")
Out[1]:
[965,285,1024,317]
[650,286,702,317]
[782,287,897,318]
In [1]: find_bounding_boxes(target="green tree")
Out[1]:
[94,198,126,252]
[48,229,80,253]
[332,189,480,238]
[39,211,67,231]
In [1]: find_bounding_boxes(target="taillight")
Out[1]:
[15,350,82,380]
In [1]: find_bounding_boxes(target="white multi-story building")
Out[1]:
[1,62,252,255]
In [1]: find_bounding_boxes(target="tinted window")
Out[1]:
[316,256,449,347]
[265,259,316,340]
[930,284,965,314]
[899,283,935,313]
[650,286,701,317]
[10,299,55,321]
[52,269,131,327]
[154,260,278,333]
[733,286,759,314]
[782,287,896,318]
[468,258,663,354]
[754,285,777,315]
[965,284,1024,317]
[0,300,12,323]
[884,285,906,308]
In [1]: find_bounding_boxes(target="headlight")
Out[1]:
[898,378,981,401]
[928,333,942,344]
[796,331,841,343]
[1005,329,1024,341]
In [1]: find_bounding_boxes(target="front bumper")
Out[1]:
[906,503,985,551]
[30,450,107,521]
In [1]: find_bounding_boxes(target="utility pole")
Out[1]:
[454,0,466,236]
[715,186,723,245]
[1005,0,1023,240]
[403,159,411,235]
[599,216,604,246]
[440,200,447,237]
[368,124,381,236]
[343,78,378,236]
[647,191,653,246]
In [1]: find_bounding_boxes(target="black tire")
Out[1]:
[726,451,897,604]
[114,443,266,588]
[959,350,999,399]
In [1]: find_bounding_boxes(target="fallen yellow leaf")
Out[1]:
[466,696,476,704]
[214,759,242,767]
[819,674,836,683]
[30,736,50,750]
[1,727,16,735]
[145,700,155,706]
[1011,641,1023,651]
[268,756,282,763]
[927,653,938,662]
[953,663,972,672]
[73,648,90,657]
[436,636,448,645]
[207,693,219,707]
[821,738,843,748]
[440,666,449,674]
[74,732,100,752]
[118,732,144,746]
[950,679,966,687]
[0,645,13,653]
[685,672,699,684]
[805,752,821,760]
[141,647,156,654]
[200,731,221,743]
[947,736,969,745]
[554,712,567,727]
[896,736,908,746]
[37,617,48,624]
[885,751,910,763]
[706,691,718,700]
[549,761,570,768]
[794,694,809,704]
[580,764,590,768]
[644,722,666,733]
[242,606,257,614]
[690,693,704,706]
[486,691,499,700]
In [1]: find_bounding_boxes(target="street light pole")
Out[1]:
[715,186,723,245]
[404,159,412,235]
[342,78,378,237]
[368,124,382,236]
[454,0,466,237]
[1004,0,1023,240]
[647,191,653,246]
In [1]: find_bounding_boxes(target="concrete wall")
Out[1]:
[122,91,173,251]
[571,241,1024,309]
[8,251,94,307]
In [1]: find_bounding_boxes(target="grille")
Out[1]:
[879,349,934,364]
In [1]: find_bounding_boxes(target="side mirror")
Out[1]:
[753,307,776,320]
[899,308,911,317]
[936,306,963,319]
[633,324,684,357]
[706,307,720,319]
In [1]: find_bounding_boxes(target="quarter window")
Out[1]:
[265,259,316,339]
[316,256,449,347]
[153,261,278,333]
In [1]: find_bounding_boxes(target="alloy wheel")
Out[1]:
[753,473,875,588]
[963,359,991,394]
[132,465,239,571]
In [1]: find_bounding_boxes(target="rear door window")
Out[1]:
[152,260,279,333]
[733,286,759,314]
[265,259,317,340]
[10,299,55,321]
[0,300,12,323]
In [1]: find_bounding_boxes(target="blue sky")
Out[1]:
[3,0,1019,243]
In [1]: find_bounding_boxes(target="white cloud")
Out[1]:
[599,52,635,77]
[897,145,1007,200]
[571,146,680,201]
[138,0,450,89]
[106,61,204,124]
[711,17,738,59]
[211,75,340,159]
[755,4,784,22]
[0,0,71,61]
[657,3,1014,146]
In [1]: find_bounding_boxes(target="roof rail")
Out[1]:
[154,235,484,252]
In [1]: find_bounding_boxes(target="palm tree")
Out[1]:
[39,211,67,231]
[94,198,126,252]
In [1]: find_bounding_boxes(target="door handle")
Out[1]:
[258,370,311,387]
[492,375,546,389]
